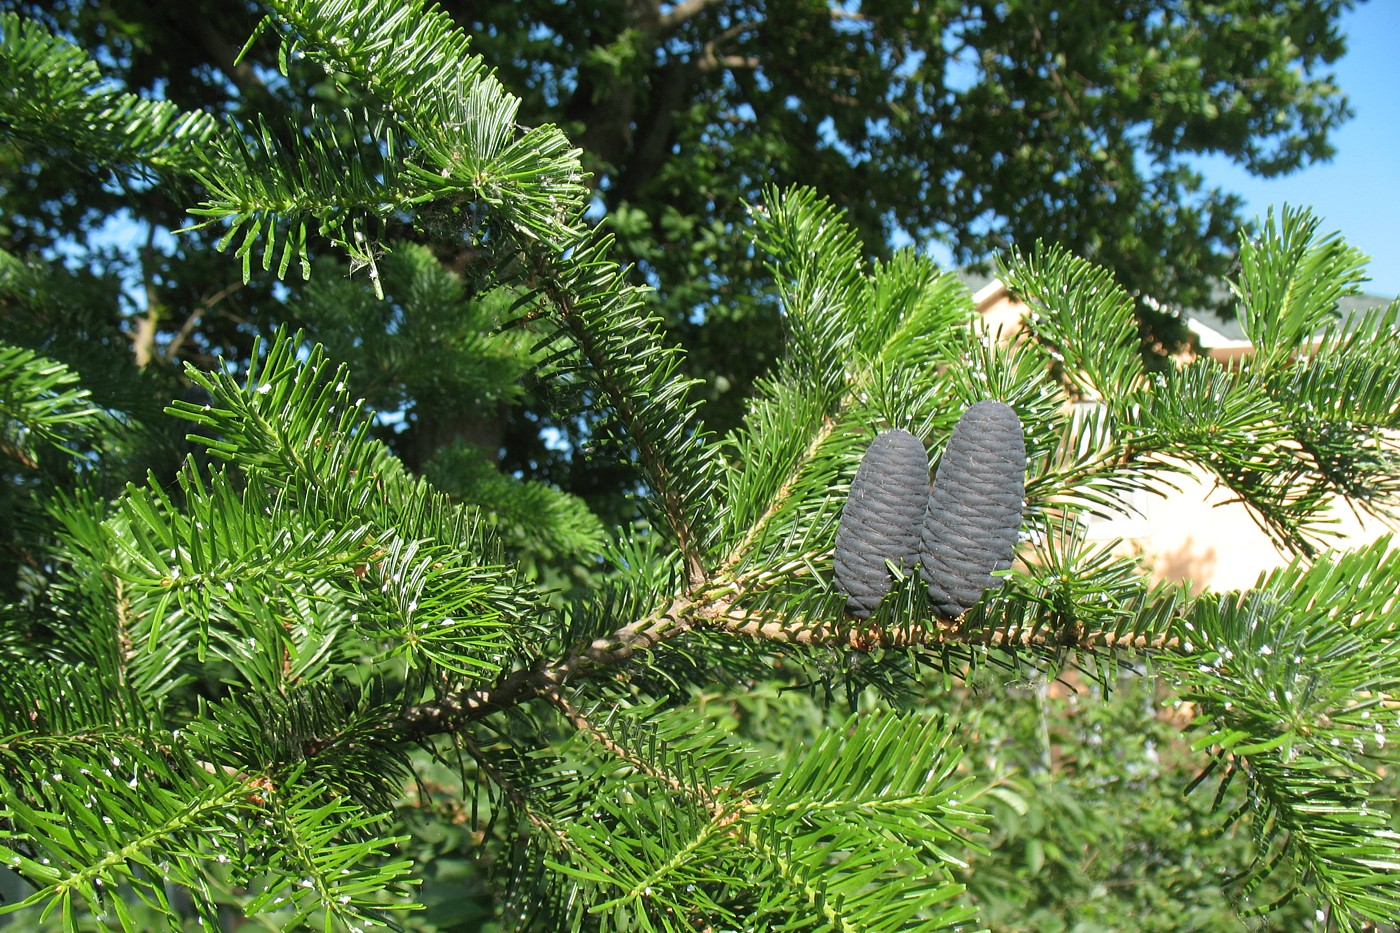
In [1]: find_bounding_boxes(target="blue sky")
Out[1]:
[1188,0,1399,298]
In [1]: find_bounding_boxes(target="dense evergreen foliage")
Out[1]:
[3,2,1399,931]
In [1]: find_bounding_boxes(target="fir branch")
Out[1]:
[243,777,418,927]
[43,498,205,703]
[0,12,222,177]
[111,466,371,622]
[750,186,868,393]
[461,734,571,847]
[0,740,249,930]
[1234,205,1371,368]
[534,700,984,931]
[173,0,592,293]
[262,0,588,243]
[0,343,102,466]
[737,712,982,932]
[717,405,841,577]
[547,690,694,802]
[185,112,413,287]
[992,214,1400,559]
[522,238,719,587]
[168,327,508,559]
[167,329,538,683]
[1165,539,1400,926]
[998,241,1146,402]
[399,578,1187,740]
[0,663,147,739]
[1287,298,1400,431]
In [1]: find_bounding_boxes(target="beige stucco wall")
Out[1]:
[971,279,1396,593]
[1113,460,1395,594]
[972,282,1025,341]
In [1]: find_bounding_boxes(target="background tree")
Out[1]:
[1,0,1359,506]
[4,4,1400,931]
[464,0,1357,391]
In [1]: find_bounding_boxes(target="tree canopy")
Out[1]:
[3,0,1359,445]
[3,2,1400,931]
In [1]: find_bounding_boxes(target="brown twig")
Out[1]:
[709,609,1180,653]
[398,584,1180,741]
[462,734,569,845]
[398,596,700,739]
[165,280,244,364]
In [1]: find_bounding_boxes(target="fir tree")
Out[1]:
[3,3,1400,931]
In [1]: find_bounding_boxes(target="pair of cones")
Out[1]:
[834,401,1027,620]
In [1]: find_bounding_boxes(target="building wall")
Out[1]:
[1114,460,1394,594]
[972,279,1397,593]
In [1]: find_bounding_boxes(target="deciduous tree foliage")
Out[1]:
[3,0,1358,449]
[3,3,1400,931]
[466,0,1355,378]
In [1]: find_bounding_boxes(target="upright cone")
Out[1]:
[834,429,930,618]
[920,401,1026,619]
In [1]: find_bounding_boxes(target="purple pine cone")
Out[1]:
[921,401,1026,619]
[834,429,930,618]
